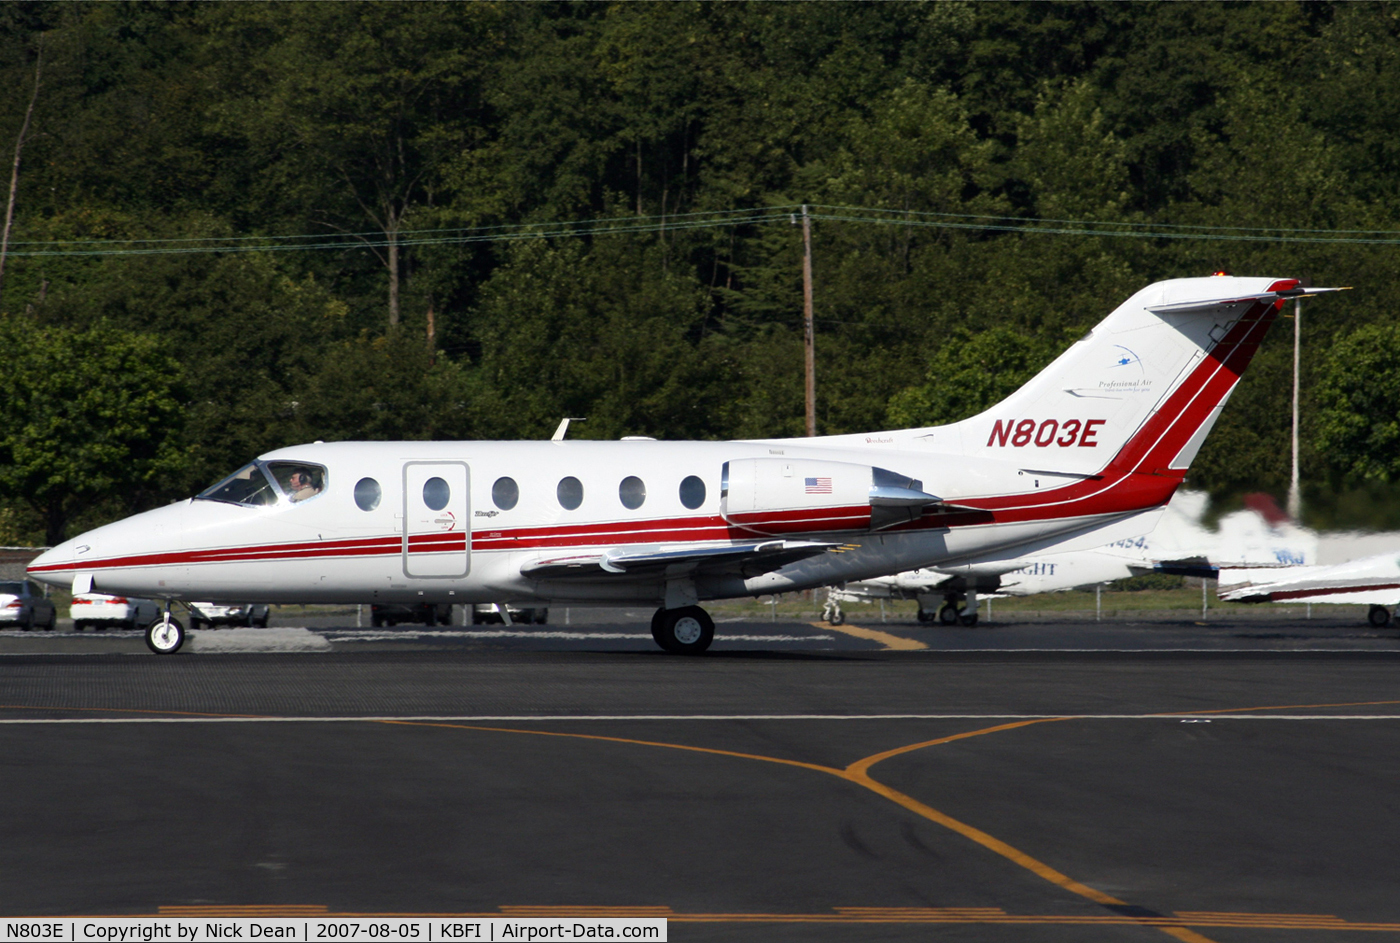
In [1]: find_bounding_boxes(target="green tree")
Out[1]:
[885,325,1067,429]
[200,2,498,328]
[1313,323,1400,482]
[0,318,185,545]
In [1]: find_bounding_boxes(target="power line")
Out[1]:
[7,204,1400,258]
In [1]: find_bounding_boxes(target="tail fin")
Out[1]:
[903,276,1341,478]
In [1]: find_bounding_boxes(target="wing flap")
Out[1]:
[521,540,839,581]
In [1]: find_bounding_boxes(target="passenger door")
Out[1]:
[401,462,470,579]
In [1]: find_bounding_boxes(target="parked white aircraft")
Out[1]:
[27,275,1342,654]
[823,491,1317,625]
[1218,551,1400,626]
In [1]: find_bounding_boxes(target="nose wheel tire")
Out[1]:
[145,616,185,654]
[651,606,715,654]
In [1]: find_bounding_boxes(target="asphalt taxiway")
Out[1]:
[3,615,1399,941]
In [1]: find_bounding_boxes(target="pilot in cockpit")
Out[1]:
[287,469,322,502]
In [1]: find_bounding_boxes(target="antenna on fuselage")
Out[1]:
[551,418,586,441]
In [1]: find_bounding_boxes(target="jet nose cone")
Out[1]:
[27,537,92,589]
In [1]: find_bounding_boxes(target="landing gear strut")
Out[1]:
[822,590,845,626]
[145,601,186,654]
[650,606,715,654]
[935,592,980,627]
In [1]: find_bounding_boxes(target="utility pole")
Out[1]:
[0,37,43,310]
[1288,297,1302,520]
[801,204,816,437]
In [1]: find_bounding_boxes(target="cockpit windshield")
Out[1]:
[197,462,281,506]
[196,461,327,507]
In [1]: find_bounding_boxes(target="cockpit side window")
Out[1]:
[197,462,281,506]
[266,462,327,503]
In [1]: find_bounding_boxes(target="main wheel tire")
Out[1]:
[828,609,845,626]
[652,606,715,654]
[959,612,979,627]
[145,616,185,654]
[938,603,959,625]
[916,608,936,624]
[1369,605,1392,627]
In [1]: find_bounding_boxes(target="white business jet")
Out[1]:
[28,275,1343,654]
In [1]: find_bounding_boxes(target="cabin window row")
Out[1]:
[344,474,707,512]
[493,475,706,511]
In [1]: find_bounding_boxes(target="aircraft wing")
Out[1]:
[1217,553,1400,604]
[521,540,839,581]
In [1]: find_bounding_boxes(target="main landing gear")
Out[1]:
[650,606,715,654]
[917,592,980,627]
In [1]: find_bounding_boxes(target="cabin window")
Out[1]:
[198,462,280,507]
[492,477,519,510]
[267,462,327,503]
[679,475,706,509]
[423,477,451,511]
[557,476,583,510]
[618,476,646,510]
[354,477,381,511]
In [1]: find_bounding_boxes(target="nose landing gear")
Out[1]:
[145,601,186,654]
[650,606,715,654]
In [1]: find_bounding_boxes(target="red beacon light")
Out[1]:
[1211,270,1232,277]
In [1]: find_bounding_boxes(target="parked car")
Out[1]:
[1,580,57,630]
[370,603,453,627]
[70,593,161,632]
[471,603,548,625]
[188,602,270,629]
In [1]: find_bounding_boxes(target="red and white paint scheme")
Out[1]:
[1219,551,1400,627]
[28,275,1343,654]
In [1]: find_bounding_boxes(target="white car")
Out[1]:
[188,602,270,629]
[70,593,161,631]
[1,580,58,630]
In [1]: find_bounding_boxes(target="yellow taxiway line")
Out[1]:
[809,620,927,650]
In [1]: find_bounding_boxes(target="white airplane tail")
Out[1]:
[848,277,1340,487]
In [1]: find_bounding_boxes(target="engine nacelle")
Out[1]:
[720,458,941,536]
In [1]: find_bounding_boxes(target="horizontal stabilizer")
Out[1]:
[1147,286,1347,316]
[522,540,838,581]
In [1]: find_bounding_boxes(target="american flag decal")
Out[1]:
[805,477,833,494]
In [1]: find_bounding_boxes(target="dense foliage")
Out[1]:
[2,2,1399,541]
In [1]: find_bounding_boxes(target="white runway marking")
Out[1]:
[1,713,1397,724]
